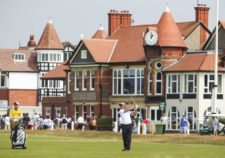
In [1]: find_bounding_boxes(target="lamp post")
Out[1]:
[159,102,166,114]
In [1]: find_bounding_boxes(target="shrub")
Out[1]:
[219,118,225,124]
[96,116,113,131]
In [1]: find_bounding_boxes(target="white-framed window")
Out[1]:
[67,72,71,94]
[204,74,222,94]
[184,74,197,93]
[167,74,180,94]
[90,106,95,117]
[74,106,79,121]
[155,72,162,95]
[113,68,144,95]
[45,108,51,118]
[75,71,80,91]
[82,70,87,91]
[0,73,7,88]
[13,53,25,61]
[55,107,61,118]
[81,50,87,59]
[148,64,152,95]
[41,53,48,62]
[82,105,87,119]
[90,70,95,90]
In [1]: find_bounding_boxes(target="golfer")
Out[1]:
[119,102,137,152]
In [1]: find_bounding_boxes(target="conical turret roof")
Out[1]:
[92,24,108,39]
[36,19,63,50]
[157,7,186,48]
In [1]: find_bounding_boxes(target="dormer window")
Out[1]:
[13,53,25,61]
[81,50,87,59]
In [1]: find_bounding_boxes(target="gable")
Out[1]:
[204,24,225,52]
[70,43,95,65]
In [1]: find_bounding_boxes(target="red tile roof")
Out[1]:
[83,38,117,63]
[164,53,225,72]
[36,20,64,50]
[42,62,68,79]
[0,49,37,72]
[157,10,186,48]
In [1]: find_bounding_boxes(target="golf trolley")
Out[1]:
[10,121,27,149]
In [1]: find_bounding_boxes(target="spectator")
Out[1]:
[77,115,84,130]
[61,114,68,130]
[212,117,219,136]
[4,114,10,130]
[180,115,188,135]
[160,113,168,134]
[90,117,96,130]
[32,113,40,130]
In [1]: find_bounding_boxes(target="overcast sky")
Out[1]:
[0,0,224,48]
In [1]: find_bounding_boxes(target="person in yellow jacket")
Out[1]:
[9,101,27,149]
[10,101,23,129]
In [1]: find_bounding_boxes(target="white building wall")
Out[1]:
[9,72,38,89]
[166,72,225,131]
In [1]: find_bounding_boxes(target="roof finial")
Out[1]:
[165,3,170,12]
[99,24,104,30]
[48,17,53,24]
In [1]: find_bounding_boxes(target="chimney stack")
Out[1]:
[108,10,132,36]
[195,4,209,46]
[195,4,209,27]
[27,35,36,47]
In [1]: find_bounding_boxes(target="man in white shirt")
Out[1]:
[4,114,10,130]
[77,116,84,130]
[118,102,137,152]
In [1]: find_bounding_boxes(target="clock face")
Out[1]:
[145,31,158,45]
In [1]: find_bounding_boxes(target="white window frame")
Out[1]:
[90,70,95,91]
[0,73,7,88]
[148,72,152,95]
[204,74,222,94]
[167,74,180,94]
[82,105,87,119]
[82,70,87,91]
[45,107,51,118]
[155,71,162,95]
[74,106,79,121]
[13,53,25,61]
[81,50,87,59]
[74,71,80,91]
[90,105,94,117]
[67,72,71,94]
[184,74,197,94]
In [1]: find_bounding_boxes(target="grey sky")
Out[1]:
[0,0,224,48]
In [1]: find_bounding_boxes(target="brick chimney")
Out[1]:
[195,4,209,27]
[27,35,36,47]
[108,10,132,36]
[195,4,209,46]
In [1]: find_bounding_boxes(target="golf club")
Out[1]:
[124,89,139,109]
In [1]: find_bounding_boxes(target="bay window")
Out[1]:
[113,69,144,95]
[75,71,80,91]
[90,70,95,90]
[82,70,87,91]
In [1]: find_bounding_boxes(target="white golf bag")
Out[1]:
[11,124,26,149]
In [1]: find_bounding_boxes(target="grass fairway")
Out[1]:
[0,131,225,158]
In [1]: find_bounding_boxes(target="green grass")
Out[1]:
[0,131,225,158]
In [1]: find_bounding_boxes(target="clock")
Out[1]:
[145,31,158,45]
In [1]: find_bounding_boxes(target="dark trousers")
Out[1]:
[77,123,83,130]
[121,124,133,150]
[162,124,166,134]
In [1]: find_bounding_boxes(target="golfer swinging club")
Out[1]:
[119,102,138,152]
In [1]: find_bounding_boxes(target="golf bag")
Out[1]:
[11,123,26,149]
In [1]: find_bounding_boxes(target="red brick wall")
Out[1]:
[161,47,186,58]
[0,89,8,100]
[8,89,37,106]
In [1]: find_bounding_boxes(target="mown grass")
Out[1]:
[0,130,225,158]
